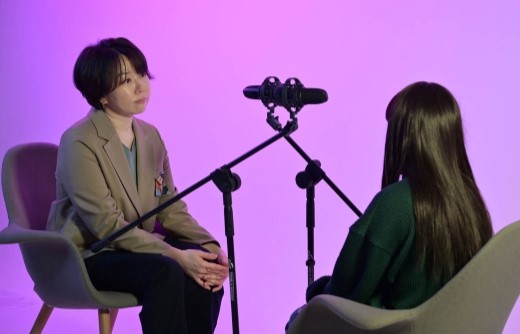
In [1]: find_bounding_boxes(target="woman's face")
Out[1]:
[101,56,150,118]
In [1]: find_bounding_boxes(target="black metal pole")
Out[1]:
[211,167,241,334]
[89,119,298,334]
[285,135,362,218]
[90,120,297,253]
[295,160,321,286]
[266,112,361,218]
[305,185,316,286]
[224,191,239,334]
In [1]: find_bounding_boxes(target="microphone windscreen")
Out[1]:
[301,88,328,105]
[243,86,261,99]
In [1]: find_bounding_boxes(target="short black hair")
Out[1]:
[73,37,153,110]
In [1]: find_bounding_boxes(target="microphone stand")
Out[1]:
[90,119,298,334]
[211,167,241,333]
[90,120,297,253]
[295,160,323,286]
[286,136,362,218]
[267,111,362,286]
[267,114,362,218]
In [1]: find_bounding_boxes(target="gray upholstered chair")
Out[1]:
[286,220,520,334]
[0,142,139,334]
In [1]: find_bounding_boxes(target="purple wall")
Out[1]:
[1,1,519,333]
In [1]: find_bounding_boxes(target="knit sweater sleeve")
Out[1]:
[318,180,414,304]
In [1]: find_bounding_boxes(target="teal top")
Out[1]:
[122,140,137,186]
[307,179,443,309]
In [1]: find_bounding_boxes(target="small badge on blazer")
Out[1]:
[155,172,172,197]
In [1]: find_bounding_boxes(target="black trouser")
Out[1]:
[85,240,224,334]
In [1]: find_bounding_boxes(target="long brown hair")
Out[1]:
[382,81,492,281]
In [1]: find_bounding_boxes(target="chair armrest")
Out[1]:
[0,223,65,244]
[0,224,96,306]
[1,223,139,309]
[312,295,413,328]
[288,295,414,334]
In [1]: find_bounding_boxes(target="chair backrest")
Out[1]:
[411,220,520,333]
[287,221,520,334]
[2,143,140,310]
[2,143,58,230]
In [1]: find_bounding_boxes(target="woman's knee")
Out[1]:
[147,256,185,293]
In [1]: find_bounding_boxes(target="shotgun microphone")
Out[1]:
[243,77,328,112]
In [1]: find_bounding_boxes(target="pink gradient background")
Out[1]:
[1,0,519,333]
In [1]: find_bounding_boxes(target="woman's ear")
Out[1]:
[100,97,108,109]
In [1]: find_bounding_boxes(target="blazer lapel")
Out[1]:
[90,110,143,216]
[134,119,156,211]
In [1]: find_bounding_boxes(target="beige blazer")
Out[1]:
[47,109,216,258]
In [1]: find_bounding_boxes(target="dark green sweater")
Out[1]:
[307,179,442,309]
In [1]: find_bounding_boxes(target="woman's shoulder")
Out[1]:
[133,116,157,130]
[60,112,97,141]
[133,117,161,137]
[359,179,414,229]
[376,179,412,202]
[355,179,415,247]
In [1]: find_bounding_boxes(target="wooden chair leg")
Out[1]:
[30,303,54,334]
[110,308,119,331]
[99,309,112,334]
